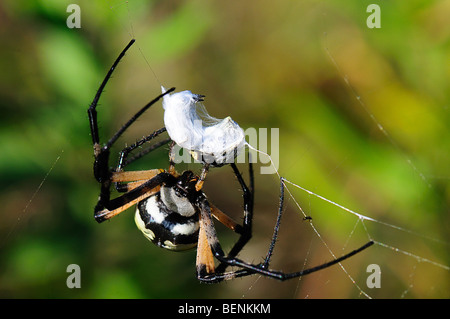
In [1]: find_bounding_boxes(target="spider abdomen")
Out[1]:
[135,192,199,251]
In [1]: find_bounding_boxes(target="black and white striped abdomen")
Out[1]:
[134,189,199,251]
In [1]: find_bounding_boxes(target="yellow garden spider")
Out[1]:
[87,39,373,283]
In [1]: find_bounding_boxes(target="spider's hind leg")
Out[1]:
[261,176,286,268]
[214,161,254,275]
[197,177,374,282]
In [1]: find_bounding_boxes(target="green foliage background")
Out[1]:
[0,0,448,298]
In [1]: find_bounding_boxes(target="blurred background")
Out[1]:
[0,0,448,299]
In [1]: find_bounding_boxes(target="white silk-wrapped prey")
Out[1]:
[162,86,245,166]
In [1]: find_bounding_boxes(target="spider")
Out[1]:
[87,39,373,283]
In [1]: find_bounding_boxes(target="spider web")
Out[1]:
[243,146,449,298]
[236,41,449,297]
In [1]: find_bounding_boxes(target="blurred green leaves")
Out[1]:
[139,1,214,63]
[39,30,99,106]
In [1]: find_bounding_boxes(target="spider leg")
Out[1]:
[261,176,286,268]
[89,88,173,185]
[88,39,135,149]
[119,138,171,170]
[90,86,174,219]
[196,196,254,282]
[168,141,177,176]
[196,209,216,277]
[116,128,169,172]
[114,129,170,192]
[95,186,159,222]
[214,161,254,274]
[94,172,173,222]
[87,39,175,221]
[111,170,164,183]
[205,241,374,282]
[111,169,163,192]
[227,162,254,256]
[195,163,210,191]
[210,205,242,233]
[196,178,373,283]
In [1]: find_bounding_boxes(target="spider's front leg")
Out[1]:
[113,128,170,193]
[86,39,175,223]
[90,141,114,217]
